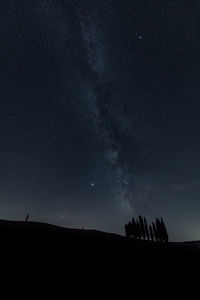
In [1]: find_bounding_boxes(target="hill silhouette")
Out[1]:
[0,219,199,260]
[0,219,198,291]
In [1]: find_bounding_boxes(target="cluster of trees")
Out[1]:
[125,216,169,243]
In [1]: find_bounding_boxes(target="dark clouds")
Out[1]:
[1,1,200,240]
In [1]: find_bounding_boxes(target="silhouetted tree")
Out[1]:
[134,221,138,239]
[161,217,169,243]
[152,222,158,242]
[125,215,169,242]
[125,222,131,238]
[136,220,141,240]
[149,225,154,242]
[131,217,136,239]
[156,218,162,243]
[144,217,149,240]
[139,216,146,240]
[125,223,129,238]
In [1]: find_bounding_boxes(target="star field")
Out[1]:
[1,1,200,240]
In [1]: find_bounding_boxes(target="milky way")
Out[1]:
[77,1,140,217]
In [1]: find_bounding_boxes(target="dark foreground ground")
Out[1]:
[0,219,199,292]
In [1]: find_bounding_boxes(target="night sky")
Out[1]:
[1,0,200,241]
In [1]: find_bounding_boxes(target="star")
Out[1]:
[136,33,143,39]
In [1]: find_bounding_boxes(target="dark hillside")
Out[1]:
[0,219,198,292]
[0,220,199,265]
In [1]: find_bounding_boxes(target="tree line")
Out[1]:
[125,216,169,243]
